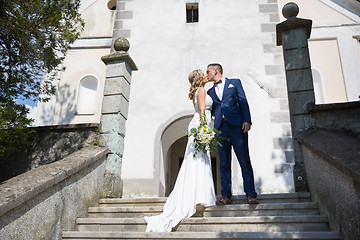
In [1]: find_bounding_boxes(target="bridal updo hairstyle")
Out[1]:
[188,69,203,100]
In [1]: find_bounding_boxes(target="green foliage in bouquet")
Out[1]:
[188,112,227,156]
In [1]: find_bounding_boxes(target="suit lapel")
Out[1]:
[222,78,231,100]
[208,86,220,102]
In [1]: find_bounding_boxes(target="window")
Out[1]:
[76,76,98,115]
[186,3,199,23]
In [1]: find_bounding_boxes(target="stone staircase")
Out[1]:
[62,193,343,239]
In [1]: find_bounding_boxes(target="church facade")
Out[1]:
[35,0,360,198]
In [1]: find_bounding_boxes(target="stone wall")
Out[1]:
[298,130,360,240]
[309,101,360,138]
[276,2,360,239]
[0,123,99,182]
[0,146,109,240]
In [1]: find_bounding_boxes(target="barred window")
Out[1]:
[186,3,199,23]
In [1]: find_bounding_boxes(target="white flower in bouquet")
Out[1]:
[187,112,227,156]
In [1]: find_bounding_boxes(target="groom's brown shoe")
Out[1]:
[216,197,232,205]
[247,196,259,204]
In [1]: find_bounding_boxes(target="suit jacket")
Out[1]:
[207,78,251,129]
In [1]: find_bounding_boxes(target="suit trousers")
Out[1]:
[217,120,257,198]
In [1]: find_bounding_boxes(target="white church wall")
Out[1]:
[121,0,294,197]
[35,0,114,126]
[34,0,360,198]
[309,39,347,103]
[51,48,108,125]
[79,0,115,38]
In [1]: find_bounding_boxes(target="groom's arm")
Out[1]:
[235,79,252,125]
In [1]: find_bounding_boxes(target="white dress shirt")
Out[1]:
[215,77,226,100]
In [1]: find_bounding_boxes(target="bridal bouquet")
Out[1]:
[188,113,224,156]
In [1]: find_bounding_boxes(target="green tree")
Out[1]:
[0,0,84,155]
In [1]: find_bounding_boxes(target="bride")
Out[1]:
[144,69,216,232]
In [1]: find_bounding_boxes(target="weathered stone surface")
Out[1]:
[115,10,133,19]
[278,23,311,48]
[263,43,282,53]
[309,101,360,138]
[273,137,293,149]
[287,91,315,115]
[100,37,137,200]
[105,60,132,82]
[259,4,278,13]
[285,68,314,92]
[99,133,125,156]
[101,94,129,117]
[276,8,313,193]
[101,113,126,135]
[269,13,280,22]
[282,124,292,136]
[103,76,131,100]
[104,153,123,173]
[298,129,360,184]
[285,150,295,163]
[282,2,299,19]
[261,23,276,32]
[265,65,285,75]
[289,114,312,134]
[293,160,308,192]
[270,112,290,123]
[102,171,123,198]
[0,123,99,182]
[114,37,130,52]
[113,20,123,30]
[283,48,311,70]
[268,87,287,98]
[113,29,131,38]
[274,163,292,173]
[117,2,125,10]
[0,147,108,240]
[299,129,360,240]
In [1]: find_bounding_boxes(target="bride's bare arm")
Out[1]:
[197,87,206,123]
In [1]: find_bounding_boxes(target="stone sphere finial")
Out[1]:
[114,38,130,52]
[282,2,299,19]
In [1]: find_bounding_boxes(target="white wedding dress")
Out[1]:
[144,89,216,232]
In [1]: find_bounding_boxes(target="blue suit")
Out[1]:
[207,78,257,199]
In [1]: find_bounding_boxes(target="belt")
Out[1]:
[221,118,226,122]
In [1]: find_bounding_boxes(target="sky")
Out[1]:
[17,98,38,125]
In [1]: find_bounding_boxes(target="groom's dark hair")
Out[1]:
[207,63,223,75]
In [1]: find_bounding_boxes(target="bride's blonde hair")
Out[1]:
[188,69,203,100]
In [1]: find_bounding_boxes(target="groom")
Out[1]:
[206,63,258,205]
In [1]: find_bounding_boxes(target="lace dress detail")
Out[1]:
[144,89,216,232]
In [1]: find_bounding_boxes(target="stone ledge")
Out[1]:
[0,146,109,217]
[297,129,360,185]
[32,123,99,132]
[309,101,360,112]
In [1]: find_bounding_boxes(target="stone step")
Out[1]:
[62,231,343,240]
[88,202,320,218]
[99,193,311,207]
[75,216,330,232]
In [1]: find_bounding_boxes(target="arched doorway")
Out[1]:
[167,136,221,196]
[161,114,221,197]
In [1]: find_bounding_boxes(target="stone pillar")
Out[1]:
[276,2,314,192]
[100,38,138,198]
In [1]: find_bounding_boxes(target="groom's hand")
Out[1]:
[242,122,251,133]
